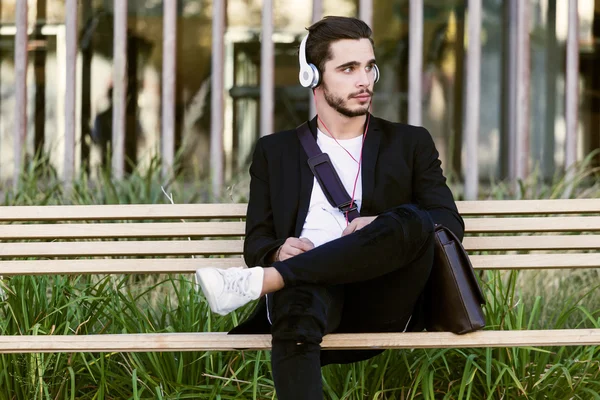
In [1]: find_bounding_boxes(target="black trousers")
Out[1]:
[268,204,435,400]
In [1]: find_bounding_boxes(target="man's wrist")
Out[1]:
[273,246,282,263]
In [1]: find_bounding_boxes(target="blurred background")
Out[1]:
[1,0,598,199]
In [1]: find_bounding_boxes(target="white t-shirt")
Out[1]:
[300,128,363,248]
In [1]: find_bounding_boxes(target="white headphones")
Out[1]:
[298,33,380,88]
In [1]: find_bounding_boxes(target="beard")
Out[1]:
[322,82,372,118]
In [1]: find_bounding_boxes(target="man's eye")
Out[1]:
[343,67,353,73]
[366,65,374,72]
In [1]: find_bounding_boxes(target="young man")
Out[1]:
[196,16,463,400]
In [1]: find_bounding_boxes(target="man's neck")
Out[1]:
[316,111,368,140]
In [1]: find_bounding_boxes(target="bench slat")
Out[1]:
[0,258,244,275]
[469,253,600,269]
[0,329,598,353]
[0,253,597,275]
[2,217,598,240]
[463,235,600,251]
[0,240,245,258]
[457,199,600,215]
[0,204,248,221]
[1,236,597,258]
[465,217,600,232]
[0,222,246,239]
[1,199,599,222]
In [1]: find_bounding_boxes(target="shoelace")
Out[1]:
[221,269,252,297]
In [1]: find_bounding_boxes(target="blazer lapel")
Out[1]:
[294,116,318,237]
[360,114,382,214]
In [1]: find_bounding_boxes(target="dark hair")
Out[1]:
[305,16,374,74]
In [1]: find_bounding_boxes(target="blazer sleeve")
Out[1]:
[412,127,465,240]
[244,138,286,267]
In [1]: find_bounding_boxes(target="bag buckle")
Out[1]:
[338,200,357,214]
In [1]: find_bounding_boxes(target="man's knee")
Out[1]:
[269,285,341,344]
[385,204,434,250]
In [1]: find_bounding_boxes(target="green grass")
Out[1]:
[0,154,599,399]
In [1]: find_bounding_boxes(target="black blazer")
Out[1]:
[230,115,464,364]
[243,114,464,268]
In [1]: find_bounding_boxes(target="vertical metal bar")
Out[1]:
[408,0,423,126]
[514,0,530,187]
[451,9,465,175]
[359,0,373,28]
[112,0,127,180]
[14,0,28,188]
[464,0,481,200]
[503,0,518,180]
[544,0,557,179]
[211,0,225,198]
[34,0,47,160]
[565,0,579,177]
[260,0,274,138]
[80,0,94,175]
[64,0,78,184]
[309,0,323,119]
[162,0,177,179]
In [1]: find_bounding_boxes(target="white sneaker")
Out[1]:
[195,267,264,316]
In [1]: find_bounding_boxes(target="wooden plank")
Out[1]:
[0,253,596,275]
[0,329,598,353]
[1,199,599,222]
[457,199,600,215]
[161,0,177,179]
[64,0,78,184]
[465,217,600,233]
[463,235,600,251]
[469,253,600,270]
[464,0,481,200]
[0,222,246,240]
[0,240,244,258]
[112,0,128,179]
[2,236,596,257]
[408,0,423,126]
[14,0,28,190]
[0,204,248,221]
[0,258,244,275]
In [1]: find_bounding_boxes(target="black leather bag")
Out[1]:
[423,224,486,334]
[296,122,486,335]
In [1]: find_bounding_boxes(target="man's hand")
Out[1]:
[342,216,377,236]
[273,237,315,262]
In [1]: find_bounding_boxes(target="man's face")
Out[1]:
[320,38,377,118]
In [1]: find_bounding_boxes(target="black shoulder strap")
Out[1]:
[296,122,360,222]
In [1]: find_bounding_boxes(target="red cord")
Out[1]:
[313,94,371,225]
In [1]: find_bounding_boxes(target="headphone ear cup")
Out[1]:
[310,64,320,88]
[373,64,380,84]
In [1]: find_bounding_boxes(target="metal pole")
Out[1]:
[464,0,481,200]
[564,0,579,197]
[211,0,225,199]
[112,0,127,180]
[14,0,28,189]
[565,0,579,172]
[162,0,177,179]
[408,0,423,126]
[64,0,78,184]
[309,0,323,119]
[514,0,530,189]
[260,0,274,137]
[359,0,373,28]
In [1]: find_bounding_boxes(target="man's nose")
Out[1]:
[356,68,371,87]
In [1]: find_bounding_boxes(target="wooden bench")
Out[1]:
[0,199,599,353]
